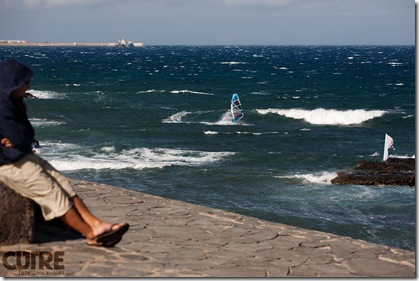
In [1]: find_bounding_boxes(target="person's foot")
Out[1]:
[86,223,129,247]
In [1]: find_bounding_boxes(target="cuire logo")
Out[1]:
[1,251,65,277]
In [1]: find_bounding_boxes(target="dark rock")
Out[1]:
[0,182,82,246]
[0,182,35,245]
[331,158,415,187]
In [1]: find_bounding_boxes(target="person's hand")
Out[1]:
[0,138,13,148]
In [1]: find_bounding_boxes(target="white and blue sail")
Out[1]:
[230,93,244,123]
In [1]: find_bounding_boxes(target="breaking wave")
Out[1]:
[275,172,338,185]
[256,108,386,125]
[39,143,235,171]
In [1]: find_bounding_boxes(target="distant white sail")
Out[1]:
[383,134,394,161]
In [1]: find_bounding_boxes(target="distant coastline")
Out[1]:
[0,40,144,47]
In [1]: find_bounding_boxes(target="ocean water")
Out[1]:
[0,45,415,251]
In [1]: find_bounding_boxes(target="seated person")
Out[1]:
[0,59,129,247]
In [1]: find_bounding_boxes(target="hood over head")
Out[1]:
[0,59,33,98]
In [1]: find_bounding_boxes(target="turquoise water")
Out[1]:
[1,45,415,251]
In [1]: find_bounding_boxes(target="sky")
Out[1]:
[0,0,415,45]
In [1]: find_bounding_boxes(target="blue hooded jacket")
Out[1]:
[0,60,35,164]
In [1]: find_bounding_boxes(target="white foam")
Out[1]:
[201,111,248,126]
[388,62,403,66]
[34,141,80,157]
[46,147,235,171]
[250,91,270,95]
[256,108,386,125]
[220,61,246,65]
[215,111,235,125]
[236,131,254,135]
[136,89,213,96]
[388,154,415,159]
[170,90,213,96]
[204,131,219,135]
[275,172,337,185]
[163,111,250,126]
[163,111,191,123]
[235,131,277,136]
[100,146,116,153]
[137,89,165,94]
[28,89,67,100]
[30,118,65,127]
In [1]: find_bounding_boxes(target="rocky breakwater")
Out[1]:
[331,158,415,186]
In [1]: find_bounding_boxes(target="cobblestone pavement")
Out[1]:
[0,179,415,277]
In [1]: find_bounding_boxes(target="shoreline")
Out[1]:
[0,178,414,277]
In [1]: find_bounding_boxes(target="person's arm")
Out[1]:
[0,101,34,147]
[0,102,34,162]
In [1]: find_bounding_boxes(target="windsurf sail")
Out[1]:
[383,133,394,161]
[231,93,244,123]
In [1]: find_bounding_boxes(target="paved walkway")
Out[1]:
[0,179,415,277]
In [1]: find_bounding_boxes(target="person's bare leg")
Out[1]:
[60,204,123,246]
[41,160,126,239]
[59,206,95,240]
[71,195,126,238]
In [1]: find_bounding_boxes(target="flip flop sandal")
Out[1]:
[88,223,129,247]
[103,236,122,247]
[96,223,129,244]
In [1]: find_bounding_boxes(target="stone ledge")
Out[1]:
[0,179,415,277]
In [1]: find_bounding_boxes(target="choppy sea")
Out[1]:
[0,45,415,251]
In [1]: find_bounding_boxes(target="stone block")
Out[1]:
[0,182,35,245]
